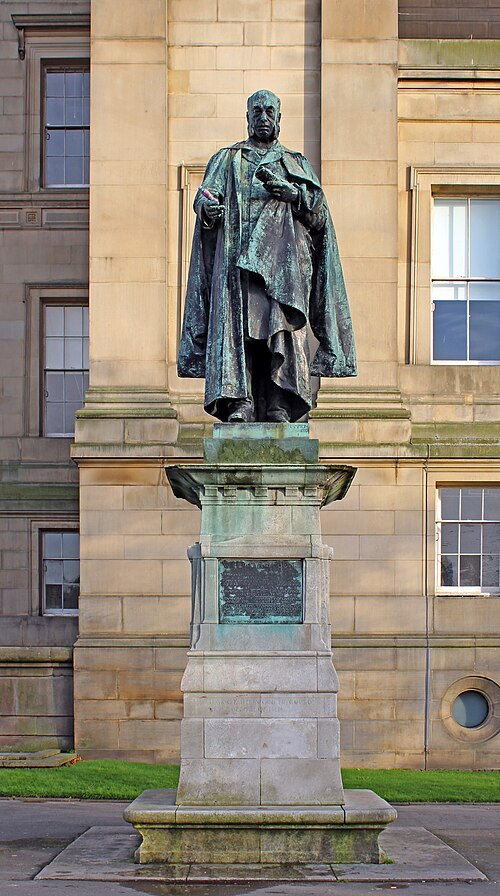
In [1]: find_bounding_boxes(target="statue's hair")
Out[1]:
[246,90,281,114]
[246,90,281,137]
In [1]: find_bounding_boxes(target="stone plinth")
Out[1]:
[125,424,396,863]
[124,788,397,865]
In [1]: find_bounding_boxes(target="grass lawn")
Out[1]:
[0,761,499,802]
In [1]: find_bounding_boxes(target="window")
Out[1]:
[44,66,90,187]
[41,530,79,615]
[432,198,500,363]
[43,303,89,436]
[10,13,89,191]
[437,486,500,591]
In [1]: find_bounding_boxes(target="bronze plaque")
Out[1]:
[219,559,303,624]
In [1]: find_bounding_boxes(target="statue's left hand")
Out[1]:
[264,178,299,204]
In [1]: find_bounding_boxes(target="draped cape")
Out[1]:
[178,140,357,421]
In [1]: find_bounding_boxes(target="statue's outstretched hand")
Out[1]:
[264,177,299,204]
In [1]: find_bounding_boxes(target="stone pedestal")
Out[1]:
[125,424,396,863]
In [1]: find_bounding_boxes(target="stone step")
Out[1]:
[0,751,76,768]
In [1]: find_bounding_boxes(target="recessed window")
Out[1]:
[43,66,90,187]
[432,198,500,363]
[41,530,79,616]
[43,303,89,436]
[451,690,490,729]
[438,486,500,590]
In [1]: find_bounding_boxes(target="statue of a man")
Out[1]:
[178,89,356,423]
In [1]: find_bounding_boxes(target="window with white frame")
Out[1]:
[43,303,89,436]
[41,530,79,615]
[43,65,90,187]
[432,197,500,363]
[438,486,500,590]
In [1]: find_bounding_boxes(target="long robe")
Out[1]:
[178,139,357,421]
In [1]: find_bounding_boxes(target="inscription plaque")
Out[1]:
[219,559,303,624]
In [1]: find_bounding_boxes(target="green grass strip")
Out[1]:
[0,761,499,802]
[0,760,179,801]
[342,768,500,803]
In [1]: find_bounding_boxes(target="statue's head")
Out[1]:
[247,90,281,142]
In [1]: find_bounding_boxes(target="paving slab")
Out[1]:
[35,824,486,883]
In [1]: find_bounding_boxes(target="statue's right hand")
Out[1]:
[203,199,224,222]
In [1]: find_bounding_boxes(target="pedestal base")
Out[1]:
[124,789,397,865]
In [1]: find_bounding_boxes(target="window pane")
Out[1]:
[46,72,64,97]
[432,282,467,303]
[46,97,64,126]
[46,156,64,186]
[45,559,62,585]
[441,555,458,586]
[441,523,458,553]
[45,584,62,610]
[469,302,500,362]
[460,554,481,587]
[64,584,79,610]
[83,307,89,337]
[65,71,83,97]
[65,156,84,185]
[46,129,64,158]
[83,337,89,369]
[433,301,467,361]
[65,338,83,369]
[483,554,500,588]
[432,199,467,279]
[63,402,78,435]
[470,199,500,278]
[470,283,500,302]
[83,96,90,126]
[460,523,481,554]
[43,531,62,559]
[66,130,84,157]
[46,372,64,402]
[461,488,482,520]
[452,691,489,728]
[45,402,64,435]
[83,72,90,96]
[46,336,64,368]
[45,306,64,337]
[65,96,83,125]
[65,372,85,402]
[63,560,80,585]
[484,489,500,521]
[65,306,83,337]
[63,532,80,559]
[483,524,500,554]
[440,488,460,520]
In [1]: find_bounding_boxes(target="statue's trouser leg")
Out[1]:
[245,340,292,422]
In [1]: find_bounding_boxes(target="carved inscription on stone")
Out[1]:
[219,559,303,624]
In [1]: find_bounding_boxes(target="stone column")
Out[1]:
[314,0,409,444]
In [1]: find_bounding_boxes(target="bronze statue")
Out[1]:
[178,90,356,423]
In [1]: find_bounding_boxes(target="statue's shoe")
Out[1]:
[267,409,290,423]
[228,399,253,423]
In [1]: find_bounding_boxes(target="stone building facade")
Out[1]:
[0,0,499,769]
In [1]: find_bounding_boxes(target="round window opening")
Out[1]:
[451,690,490,729]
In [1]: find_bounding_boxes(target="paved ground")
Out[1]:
[0,798,499,896]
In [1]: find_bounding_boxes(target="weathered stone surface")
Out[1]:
[124,789,396,865]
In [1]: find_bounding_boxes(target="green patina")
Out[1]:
[204,439,316,465]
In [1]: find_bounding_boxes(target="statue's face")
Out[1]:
[247,92,280,143]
